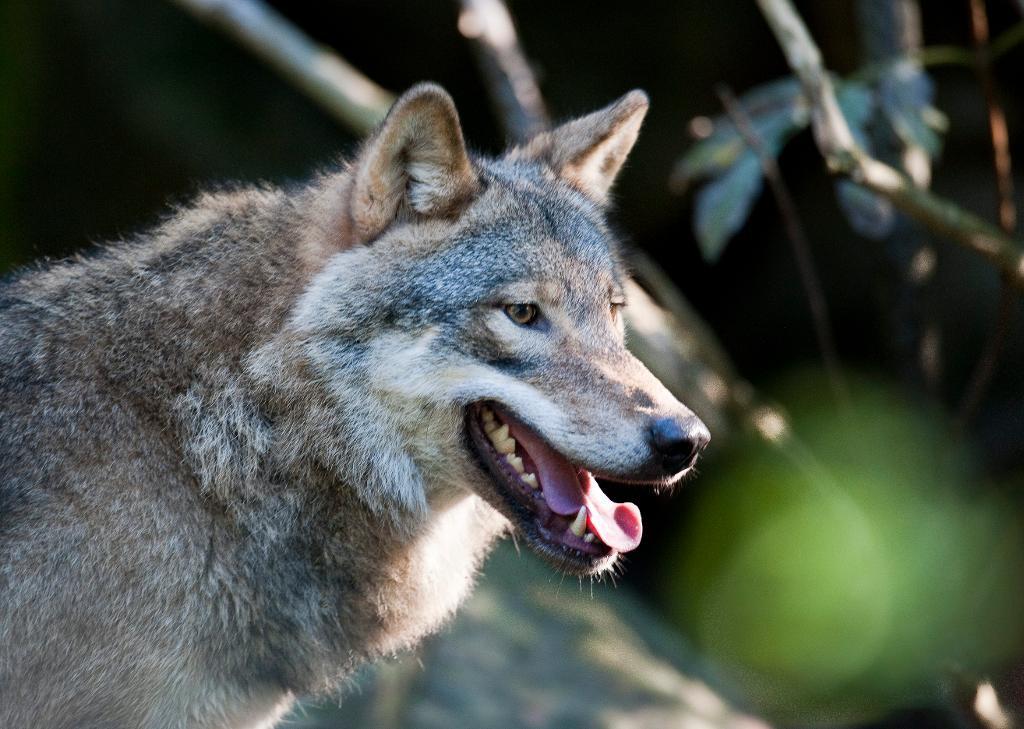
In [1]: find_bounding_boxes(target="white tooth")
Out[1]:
[488,423,509,445]
[522,473,538,489]
[506,454,524,473]
[570,506,588,537]
[583,533,596,543]
[484,420,498,434]
[496,437,516,454]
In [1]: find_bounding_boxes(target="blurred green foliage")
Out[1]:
[663,374,1024,725]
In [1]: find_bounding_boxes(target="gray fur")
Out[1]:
[0,84,702,728]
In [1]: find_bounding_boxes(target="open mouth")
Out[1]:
[465,402,643,574]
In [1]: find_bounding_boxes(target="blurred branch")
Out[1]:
[969,0,1017,235]
[913,44,976,69]
[917,21,1024,66]
[990,19,1024,59]
[966,0,1015,233]
[716,84,848,404]
[755,0,1024,294]
[857,0,922,62]
[925,19,1023,64]
[168,0,394,135]
[957,0,1018,429]
[456,0,550,141]
[855,0,943,394]
[960,284,1017,427]
[852,19,1024,80]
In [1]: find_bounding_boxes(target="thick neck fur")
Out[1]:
[2,172,506,715]
[156,180,506,684]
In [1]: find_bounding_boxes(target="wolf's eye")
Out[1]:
[504,303,540,326]
[610,301,626,323]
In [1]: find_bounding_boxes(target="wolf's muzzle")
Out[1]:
[648,415,710,475]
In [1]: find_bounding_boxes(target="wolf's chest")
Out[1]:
[362,493,508,657]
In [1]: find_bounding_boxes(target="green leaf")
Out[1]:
[693,151,764,262]
[836,80,875,148]
[673,76,809,191]
[739,77,810,155]
[738,76,803,117]
[878,60,943,158]
[672,133,746,190]
[889,106,943,160]
[834,80,887,239]
[835,180,895,240]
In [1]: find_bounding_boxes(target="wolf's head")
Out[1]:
[280,84,708,575]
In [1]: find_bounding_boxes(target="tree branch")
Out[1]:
[968,0,1017,235]
[169,0,394,135]
[957,0,1018,429]
[455,0,550,142]
[754,0,1024,294]
[851,20,1024,81]
[716,84,848,404]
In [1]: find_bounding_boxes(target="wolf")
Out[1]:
[0,83,709,728]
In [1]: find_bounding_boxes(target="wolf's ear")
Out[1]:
[515,90,648,205]
[347,83,480,242]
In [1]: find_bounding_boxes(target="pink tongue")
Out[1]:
[504,418,643,553]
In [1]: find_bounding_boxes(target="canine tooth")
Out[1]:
[570,506,588,537]
[482,408,495,423]
[522,473,538,489]
[506,454,524,473]
[488,423,509,444]
[583,533,596,543]
[496,438,516,454]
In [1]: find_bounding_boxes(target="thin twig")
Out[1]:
[169,0,394,135]
[959,285,1016,427]
[850,19,1024,82]
[969,0,1017,234]
[456,0,549,142]
[915,44,976,69]
[957,0,1018,429]
[991,19,1024,60]
[716,84,848,403]
[913,22,1024,69]
[754,0,1024,294]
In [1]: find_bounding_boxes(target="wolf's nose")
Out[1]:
[649,416,710,474]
